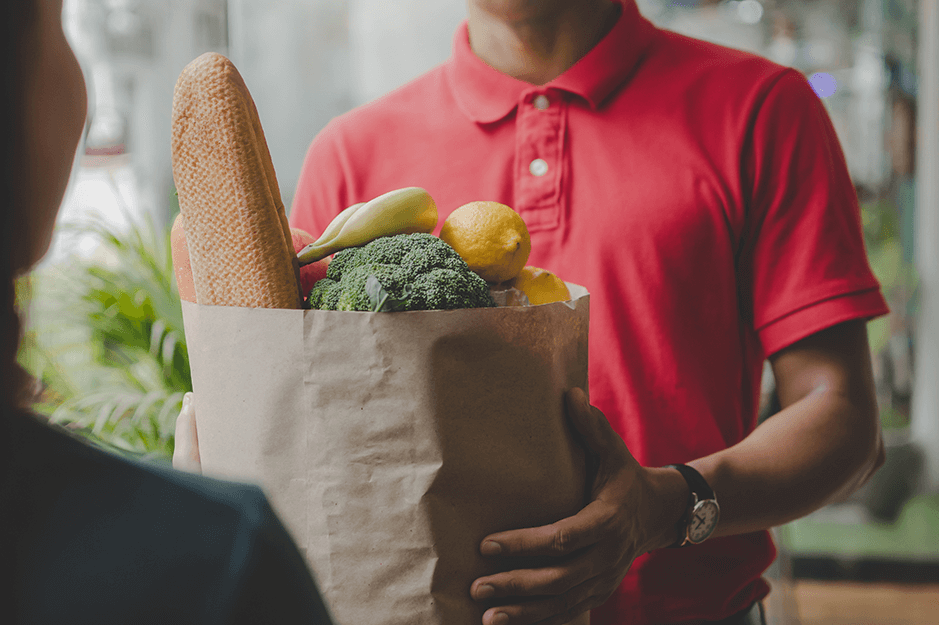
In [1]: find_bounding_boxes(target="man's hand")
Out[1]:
[172,392,202,474]
[469,388,687,625]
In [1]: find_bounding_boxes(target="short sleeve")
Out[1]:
[741,69,889,356]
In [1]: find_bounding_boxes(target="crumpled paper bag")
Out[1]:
[181,284,591,625]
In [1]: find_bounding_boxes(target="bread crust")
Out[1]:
[170,214,196,303]
[171,52,301,309]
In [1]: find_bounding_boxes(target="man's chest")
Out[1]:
[391,107,747,297]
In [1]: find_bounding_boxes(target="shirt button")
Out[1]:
[533,94,550,110]
[529,158,549,177]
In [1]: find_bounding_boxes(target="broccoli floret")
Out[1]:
[352,233,418,265]
[399,240,467,278]
[335,263,406,311]
[325,246,365,281]
[307,233,496,311]
[307,278,341,310]
[327,233,457,280]
[409,268,496,310]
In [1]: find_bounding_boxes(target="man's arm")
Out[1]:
[468,319,884,625]
[690,318,884,539]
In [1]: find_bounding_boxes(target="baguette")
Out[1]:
[171,52,301,309]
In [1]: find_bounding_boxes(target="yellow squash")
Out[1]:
[297,187,437,265]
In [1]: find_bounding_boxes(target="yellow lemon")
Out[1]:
[439,201,531,283]
[509,266,571,306]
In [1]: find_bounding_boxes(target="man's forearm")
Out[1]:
[686,385,884,539]
[464,343,885,618]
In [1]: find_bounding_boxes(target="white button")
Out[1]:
[529,158,549,177]
[533,95,550,110]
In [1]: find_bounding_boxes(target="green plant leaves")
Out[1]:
[17,211,191,460]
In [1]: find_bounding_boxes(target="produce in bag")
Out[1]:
[171,52,590,625]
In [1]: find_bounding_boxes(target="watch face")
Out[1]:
[688,500,720,544]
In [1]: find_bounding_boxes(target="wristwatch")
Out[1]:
[666,464,720,548]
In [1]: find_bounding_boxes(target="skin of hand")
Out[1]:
[470,320,883,625]
[469,388,687,625]
[172,392,202,474]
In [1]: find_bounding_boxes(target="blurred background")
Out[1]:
[15,1,939,623]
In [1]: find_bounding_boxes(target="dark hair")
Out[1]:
[1,0,39,416]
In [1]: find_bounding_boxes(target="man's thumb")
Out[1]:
[564,387,616,457]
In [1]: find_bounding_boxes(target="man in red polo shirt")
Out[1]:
[288,1,888,623]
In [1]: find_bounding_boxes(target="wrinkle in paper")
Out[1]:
[182,284,591,625]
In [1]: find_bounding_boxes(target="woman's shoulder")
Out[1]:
[10,410,264,509]
[6,411,331,624]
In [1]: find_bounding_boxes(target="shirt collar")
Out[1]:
[446,0,657,124]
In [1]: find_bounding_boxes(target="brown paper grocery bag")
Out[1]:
[181,284,590,625]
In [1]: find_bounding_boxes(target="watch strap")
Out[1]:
[665,464,716,548]
[666,464,715,501]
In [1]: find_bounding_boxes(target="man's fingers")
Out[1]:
[172,392,202,474]
[469,390,641,624]
[477,572,610,625]
[472,503,621,602]
[479,498,613,560]
[472,547,603,603]
[564,388,619,458]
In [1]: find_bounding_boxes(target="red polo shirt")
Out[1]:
[290,2,889,623]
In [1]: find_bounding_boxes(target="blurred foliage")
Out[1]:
[860,198,917,359]
[880,405,910,430]
[16,213,190,461]
[859,196,918,431]
[861,197,900,249]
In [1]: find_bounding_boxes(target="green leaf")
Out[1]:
[365,275,410,312]
[365,275,386,311]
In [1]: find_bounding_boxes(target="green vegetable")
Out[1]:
[308,233,496,312]
[365,275,411,312]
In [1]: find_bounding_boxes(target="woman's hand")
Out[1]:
[172,392,202,474]
[469,388,687,625]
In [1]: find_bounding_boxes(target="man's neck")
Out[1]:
[466,0,621,85]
